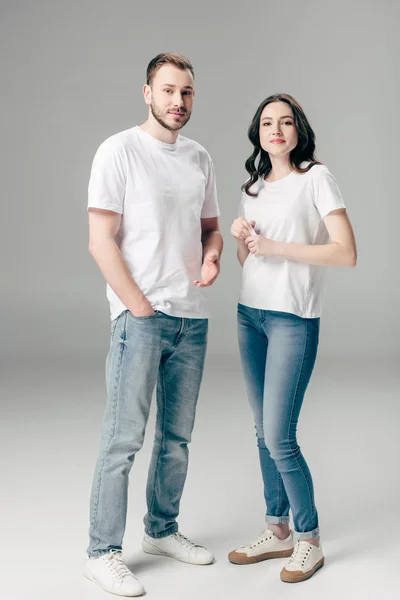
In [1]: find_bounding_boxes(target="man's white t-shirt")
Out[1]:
[239,164,346,318]
[88,126,220,320]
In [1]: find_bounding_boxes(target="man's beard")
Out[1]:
[150,101,191,131]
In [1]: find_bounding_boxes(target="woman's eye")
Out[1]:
[164,89,171,93]
[283,121,293,126]
[263,122,271,126]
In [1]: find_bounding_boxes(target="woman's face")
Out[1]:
[259,101,298,157]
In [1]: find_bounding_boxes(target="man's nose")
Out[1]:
[172,92,184,107]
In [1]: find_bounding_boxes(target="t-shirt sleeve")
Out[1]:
[200,155,220,218]
[88,140,127,214]
[312,166,346,219]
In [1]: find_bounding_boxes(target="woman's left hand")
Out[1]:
[245,234,278,257]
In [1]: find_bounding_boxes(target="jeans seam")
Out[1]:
[259,313,284,519]
[172,318,186,347]
[276,460,282,514]
[286,319,316,530]
[90,311,127,543]
[146,361,167,529]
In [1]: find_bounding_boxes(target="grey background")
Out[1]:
[1,0,399,366]
[1,1,399,599]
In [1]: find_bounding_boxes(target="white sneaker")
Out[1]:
[229,529,294,565]
[142,532,214,565]
[84,550,145,596]
[280,540,324,583]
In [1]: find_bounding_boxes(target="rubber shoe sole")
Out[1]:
[142,537,214,565]
[229,547,293,565]
[280,557,325,583]
[84,564,145,597]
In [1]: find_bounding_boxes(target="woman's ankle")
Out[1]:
[304,536,320,547]
[268,523,290,540]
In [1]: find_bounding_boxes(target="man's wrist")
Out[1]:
[203,250,220,262]
[129,296,153,316]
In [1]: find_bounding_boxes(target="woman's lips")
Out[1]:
[270,139,285,144]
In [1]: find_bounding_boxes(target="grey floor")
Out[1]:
[1,355,399,600]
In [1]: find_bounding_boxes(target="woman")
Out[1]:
[229,94,357,583]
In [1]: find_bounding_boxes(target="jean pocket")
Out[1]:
[128,310,160,320]
[237,303,251,314]
[110,310,129,342]
[111,310,127,338]
[111,318,118,339]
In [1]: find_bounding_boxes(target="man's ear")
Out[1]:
[143,84,152,106]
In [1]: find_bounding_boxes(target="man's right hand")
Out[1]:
[130,299,156,317]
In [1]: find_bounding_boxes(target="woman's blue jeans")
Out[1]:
[237,304,320,540]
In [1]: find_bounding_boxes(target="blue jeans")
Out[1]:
[88,310,208,556]
[237,304,320,540]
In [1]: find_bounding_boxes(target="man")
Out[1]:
[84,53,222,597]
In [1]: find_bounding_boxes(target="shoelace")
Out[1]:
[172,532,199,550]
[288,541,313,566]
[104,551,133,581]
[249,529,273,549]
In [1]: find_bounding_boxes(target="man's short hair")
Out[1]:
[146,52,195,86]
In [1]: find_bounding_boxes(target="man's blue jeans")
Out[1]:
[237,304,320,540]
[88,310,208,556]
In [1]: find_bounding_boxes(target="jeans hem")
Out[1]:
[145,523,179,539]
[266,515,290,524]
[293,527,320,540]
[87,546,122,558]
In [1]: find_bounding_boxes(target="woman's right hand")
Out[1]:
[230,217,256,241]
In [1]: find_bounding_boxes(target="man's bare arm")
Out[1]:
[201,217,223,260]
[88,208,154,317]
[193,217,223,287]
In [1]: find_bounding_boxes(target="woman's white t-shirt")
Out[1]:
[88,126,220,320]
[238,164,346,318]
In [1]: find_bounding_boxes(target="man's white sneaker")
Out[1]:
[229,528,294,564]
[142,532,214,565]
[280,540,324,583]
[84,550,145,597]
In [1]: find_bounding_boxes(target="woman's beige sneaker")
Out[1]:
[280,540,324,583]
[228,529,294,564]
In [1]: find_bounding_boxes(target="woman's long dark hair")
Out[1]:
[242,93,321,197]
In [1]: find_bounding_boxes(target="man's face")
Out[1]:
[144,64,195,131]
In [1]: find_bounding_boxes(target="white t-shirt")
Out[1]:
[88,126,220,320]
[239,164,346,318]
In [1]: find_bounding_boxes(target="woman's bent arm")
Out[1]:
[247,209,357,267]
